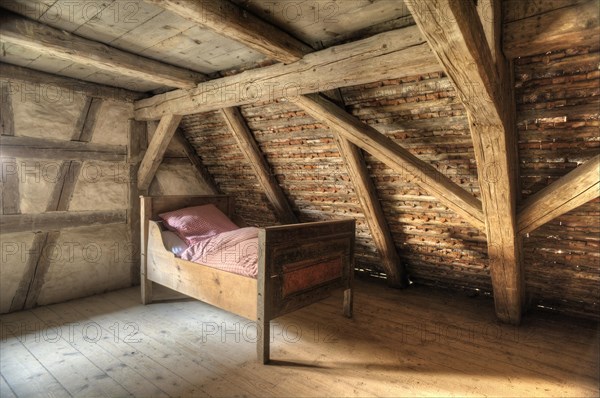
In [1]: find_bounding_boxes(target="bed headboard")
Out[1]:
[140,195,234,221]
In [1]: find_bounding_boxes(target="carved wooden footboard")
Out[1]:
[140,195,355,364]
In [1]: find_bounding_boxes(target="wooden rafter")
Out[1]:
[134,26,439,120]
[504,0,599,59]
[293,94,485,231]
[144,0,313,64]
[221,107,297,224]
[0,87,20,216]
[0,63,145,102]
[172,130,220,195]
[518,155,600,235]
[137,114,183,191]
[161,0,407,281]
[334,136,407,288]
[0,12,206,89]
[407,0,523,324]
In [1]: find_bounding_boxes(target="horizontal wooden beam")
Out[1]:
[1,210,128,234]
[0,12,206,89]
[134,26,440,120]
[0,135,126,161]
[504,0,599,59]
[293,94,485,231]
[518,155,600,235]
[144,0,313,64]
[0,63,146,102]
[221,107,297,224]
[137,114,183,190]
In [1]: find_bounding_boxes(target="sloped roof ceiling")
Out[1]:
[1,0,598,320]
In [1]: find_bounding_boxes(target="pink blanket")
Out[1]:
[180,227,259,278]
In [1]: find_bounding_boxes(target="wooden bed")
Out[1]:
[140,195,355,363]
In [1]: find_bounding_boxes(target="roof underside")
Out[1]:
[1,0,598,320]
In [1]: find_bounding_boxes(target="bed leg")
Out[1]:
[141,271,152,305]
[257,319,270,364]
[343,288,353,318]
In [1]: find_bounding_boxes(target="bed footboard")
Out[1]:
[257,219,355,363]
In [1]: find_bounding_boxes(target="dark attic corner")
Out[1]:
[0,0,598,396]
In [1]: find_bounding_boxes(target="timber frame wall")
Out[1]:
[0,0,598,321]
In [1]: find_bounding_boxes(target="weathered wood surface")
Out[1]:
[518,155,600,235]
[134,26,440,120]
[0,63,146,102]
[408,0,522,324]
[172,130,220,195]
[1,279,598,396]
[146,220,258,319]
[1,210,128,234]
[0,88,20,216]
[293,94,485,231]
[334,135,406,288]
[221,107,297,224]
[129,120,147,286]
[144,0,313,64]
[0,135,127,161]
[137,114,183,191]
[504,0,600,59]
[0,12,206,89]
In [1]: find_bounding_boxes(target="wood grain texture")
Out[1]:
[0,88,20,216]
[334,136,407,288]
[0,62,145,102]
[293,94,485,230]
[134,26,439,120]
[144,0,313,64]
[137,114,183,191]
[0,135,126,162]
[129,120,147,286]
[407,0,522,324]
[0,11,206,89]
[221,107,297,224]
[172,130,220,194]
[518,155,600,235]
[1,210,127,234]
[504,0,600,59]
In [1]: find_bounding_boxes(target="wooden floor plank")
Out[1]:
[1,311,130,397]
[0,334,70,398]
[1,279,598,397]
[30,305,168,398]
[0,374,17,398]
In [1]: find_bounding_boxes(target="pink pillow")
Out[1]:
[159,204,238,244]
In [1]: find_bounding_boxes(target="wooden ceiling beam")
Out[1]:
[504,0,599,59]
[0,12,206,89]
[143,0,313,64]
[407,0,523,324]
[518,155,600,235]
[0,63,146,102]
[134,26,440,120]
[221,107,298,224]
[293,94,485,231]
[137,114,183,191]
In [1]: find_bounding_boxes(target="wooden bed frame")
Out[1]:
[140,195,355,363]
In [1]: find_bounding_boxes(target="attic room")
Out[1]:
[0,0,598,396]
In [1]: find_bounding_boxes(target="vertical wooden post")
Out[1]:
[257,229,271,364]
[129,119,147,285]
[140,196,153,304]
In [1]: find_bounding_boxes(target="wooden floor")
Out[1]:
[1,278,598,397]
